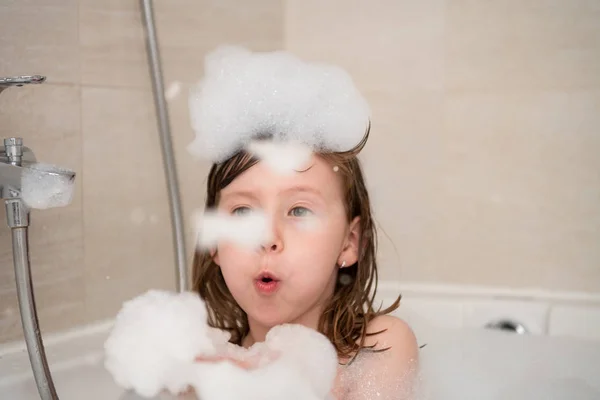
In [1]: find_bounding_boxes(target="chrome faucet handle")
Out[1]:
[0,138,36,165]
[4,138,24,166]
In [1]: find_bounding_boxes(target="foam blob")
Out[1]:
[246,140,313,175]
[188,46,370,163]
[191,325,337,400]
[165,81,182,100]
[104,290,226,398]
[192,360,322,400]
[194,208,272,250]
[21,163,75,209]
[105,291,338,400]
[266,324,339,398]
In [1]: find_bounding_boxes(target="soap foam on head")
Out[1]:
[187,46,370,163]
[246,140,313,176]
[21,163,75,209]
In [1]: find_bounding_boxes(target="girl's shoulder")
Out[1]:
[338,316,419,399]
[364,314,418,354]
[363,315,419,380]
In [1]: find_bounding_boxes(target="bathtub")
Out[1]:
[415,325,600,399]
[1,283,599,400]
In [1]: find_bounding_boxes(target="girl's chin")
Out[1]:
[248,310,291,328]
[254,315,288,328]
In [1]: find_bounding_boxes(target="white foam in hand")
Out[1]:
[105,291,339,400]
[191,324,338,400]
[104,290,227,398]
[266,325,339,398]
[192,359,321,400]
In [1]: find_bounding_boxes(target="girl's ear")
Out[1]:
[339,216,360,267]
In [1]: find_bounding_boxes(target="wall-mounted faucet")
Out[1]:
[1,75,74,400]
[0,138,75,211]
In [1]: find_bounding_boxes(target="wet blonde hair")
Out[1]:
[191,126,401,363]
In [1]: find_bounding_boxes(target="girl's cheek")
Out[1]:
[291,214,327,233]
[218,242,257,264]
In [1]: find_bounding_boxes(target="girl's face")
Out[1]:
[213,154,360,330]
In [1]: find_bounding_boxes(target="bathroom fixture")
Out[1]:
[0,75,46,95]
[140,0,188,292]
[485,319,529,335]
[1,75,75,400]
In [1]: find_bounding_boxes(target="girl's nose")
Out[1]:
[261,236,284,253]
[261,219,284,253]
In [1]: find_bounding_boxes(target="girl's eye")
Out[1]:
[232,206,252,216]
[289,206,312,217]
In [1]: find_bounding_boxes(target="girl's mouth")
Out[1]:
[255,272,280,295]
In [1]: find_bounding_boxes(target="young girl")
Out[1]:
[189,47,419,400]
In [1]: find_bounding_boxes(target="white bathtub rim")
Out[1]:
[0,318,114,357]
[377,281,600,304]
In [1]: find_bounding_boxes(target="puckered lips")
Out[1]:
[254,271,280,295]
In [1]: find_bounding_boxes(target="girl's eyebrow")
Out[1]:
[281,185,325,198]
[222,185,325,201]
[220,189,258,201]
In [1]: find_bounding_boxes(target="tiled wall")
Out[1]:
[0,0,284,343]
[0,0,599,344]
[285,0,600,290]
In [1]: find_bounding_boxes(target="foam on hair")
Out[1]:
[188,46,370,163]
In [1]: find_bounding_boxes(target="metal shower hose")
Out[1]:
[140,0,188,293]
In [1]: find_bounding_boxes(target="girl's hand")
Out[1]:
[194,355,254,370]
[172,356,255,398]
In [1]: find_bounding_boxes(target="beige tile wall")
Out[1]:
[0,1,85,343]
[0,0,598,344]
[0,0,284,343]
[285,0,600,290]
